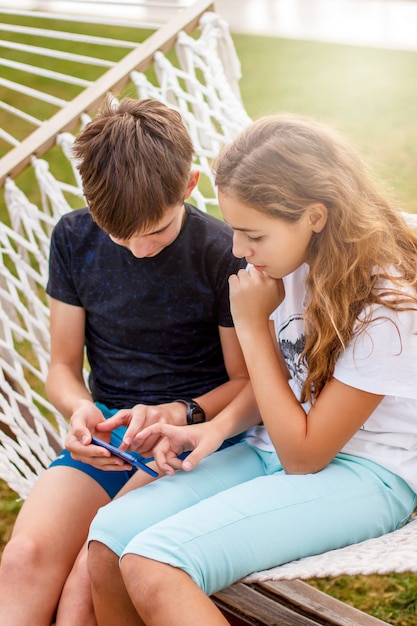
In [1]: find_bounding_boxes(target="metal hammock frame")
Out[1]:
[1,0,417,585]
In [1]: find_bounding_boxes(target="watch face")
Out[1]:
[190,408,205,423]
[188,401,206,424]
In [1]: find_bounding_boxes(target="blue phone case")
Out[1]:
[90,436,158,477]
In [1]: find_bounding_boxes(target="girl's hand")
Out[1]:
[134,422,225,475]
[95,401,189,454]
[229,267,284,328]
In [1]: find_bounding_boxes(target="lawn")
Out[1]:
[1,17,417,625]
[234,34,417,215]
[236,38,417,624]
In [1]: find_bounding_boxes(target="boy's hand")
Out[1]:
[65,401,129,470]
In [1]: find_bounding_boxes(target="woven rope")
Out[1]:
[0,176,72,497]
[131,12,251,213]
[1,10,417,577]
[0,12,250,499]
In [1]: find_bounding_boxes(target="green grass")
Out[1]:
[232,35,417,624]
[0,480,22,551]
[1,20,417,625]
[233,35,417,214]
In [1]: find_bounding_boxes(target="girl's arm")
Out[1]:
[135,381,261,474]
[230,268,384,475]
[95,325,250,454]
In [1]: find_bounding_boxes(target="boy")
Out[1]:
[0,98,248,626]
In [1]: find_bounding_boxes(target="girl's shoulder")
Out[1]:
[372,265,416,298]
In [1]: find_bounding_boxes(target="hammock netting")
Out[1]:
[1,3,417,583]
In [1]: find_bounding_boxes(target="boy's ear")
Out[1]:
[185,170,200,199]
[307,202,327,233]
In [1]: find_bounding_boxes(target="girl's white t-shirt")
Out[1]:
[244,263,417,494]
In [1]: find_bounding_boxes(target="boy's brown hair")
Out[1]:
[72,98,194,238]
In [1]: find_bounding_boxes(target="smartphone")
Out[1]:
[90,436,158,477]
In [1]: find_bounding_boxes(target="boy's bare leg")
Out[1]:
[55,544,97,626]
[56,468,157,626]
[0,466,110,626]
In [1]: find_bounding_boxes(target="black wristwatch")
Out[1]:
[174,399,206,425]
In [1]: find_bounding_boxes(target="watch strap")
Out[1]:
[174,399,206,425]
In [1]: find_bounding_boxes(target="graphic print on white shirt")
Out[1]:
[246,263,417,494]
[276,313,305,397]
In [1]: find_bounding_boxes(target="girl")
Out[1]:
[87,113,417,626]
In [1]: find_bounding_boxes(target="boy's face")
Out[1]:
[109,203,185,258]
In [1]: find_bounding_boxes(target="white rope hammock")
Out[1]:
[0,0,201,152]
[1,2,417,584]
[0,7,251,498]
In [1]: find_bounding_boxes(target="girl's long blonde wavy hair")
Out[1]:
[214,114,417,404]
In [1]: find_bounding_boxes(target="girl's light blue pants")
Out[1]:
[88,441,417,596]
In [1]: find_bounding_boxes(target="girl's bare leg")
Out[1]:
[89,541,144,626]
[121,555,229,626]
[0,467,110,626]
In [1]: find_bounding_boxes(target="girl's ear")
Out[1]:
[307,202,327,233]
[185,170,200,199]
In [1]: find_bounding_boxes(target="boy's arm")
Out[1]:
[98,325,251,452]
[47,298,124,469]
[186,325,250,421]
[45,297,93,418]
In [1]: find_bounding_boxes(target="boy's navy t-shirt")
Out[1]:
[47,204,245,409]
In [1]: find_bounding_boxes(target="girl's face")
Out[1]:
[218,190,326,279]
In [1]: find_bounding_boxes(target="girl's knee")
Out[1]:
[88,541,118,587]
[120,554,149,585]
[120,555,170,606]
